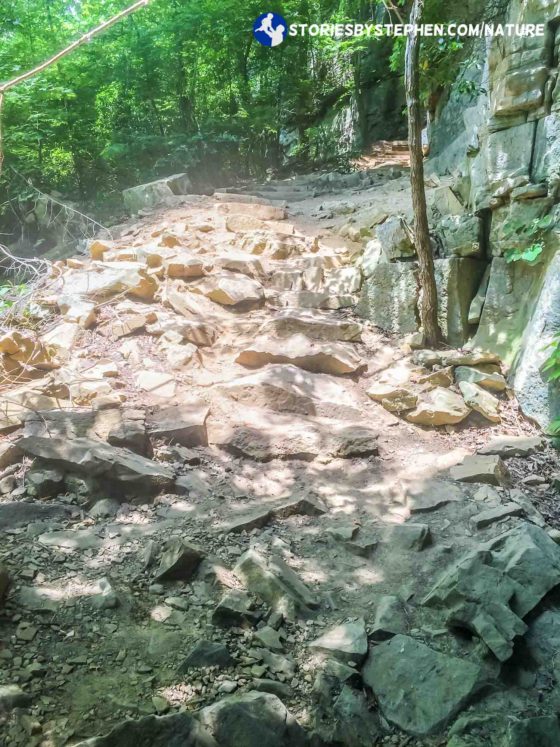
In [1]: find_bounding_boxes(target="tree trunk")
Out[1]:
[405,0,440,348]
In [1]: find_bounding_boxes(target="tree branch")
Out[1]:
[0,0,151,176]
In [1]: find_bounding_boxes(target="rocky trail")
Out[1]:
[0,160,560,747]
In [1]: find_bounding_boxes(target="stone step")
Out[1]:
[214,364,362,419]
[207,404,378,462]
[213,191,285,207]
[235,333,364,376]
[258,309,362,342]
[216,202,287,221]
[273,290,357,311]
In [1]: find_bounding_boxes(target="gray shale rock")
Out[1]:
[234,549,319,620]
[361,634,483,736]
[155,538,205,582]
[18,436,175,497]
[198,692,308,747]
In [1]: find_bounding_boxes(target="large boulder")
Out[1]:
[198,692,308,747]
[376,216,416,260]
[122,173,192,213]
[357,261,419,334]
[362,635,483,736]
[533,113,560,193]
[473,258,543,365]
[424,523,560,662]
[486,121,535,198]
[17,436,175,497]
[423,550,527,662]
[511,251,560,432]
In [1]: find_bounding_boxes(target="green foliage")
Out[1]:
[503,215,554,265]
[0,280,28,313]
[0,0,374,214]
[504,242,544,265]
[388,1,473,105]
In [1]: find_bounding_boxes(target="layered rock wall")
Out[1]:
[427,0,560,431]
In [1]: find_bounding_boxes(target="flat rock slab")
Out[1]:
[0,566,10,604]
[217,201,287,221]
[72,711,216,747]
[406,387,470,426]
[179,640,233,671]
[207,407,378,462]
[383,523,432,550]
[236,334,364,376]
[478,435,544,458]
[308,619,368,663]
[371,595,408,640]
[450,454,510,486]
[406,480,465,513]
[60,262,157,301]
[38,528,103,551]
[277,290,356,310]
[216,364,360,419]
[259,310,362,342]
[23,408,123,442]
[471,502,524,529]
[441,350,501,367]
[0,502,72,531]
[212,589,259,628]
[0,685,31,712]
[135,370,177,399]
[361,635,483,736]
[18,436,175,496]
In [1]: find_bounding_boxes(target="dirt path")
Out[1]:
[0,164,559,746]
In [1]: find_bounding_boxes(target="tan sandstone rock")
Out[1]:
[236,334,364,376]
[406,387,471,426]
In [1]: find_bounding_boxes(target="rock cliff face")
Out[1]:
[427,0,560,431]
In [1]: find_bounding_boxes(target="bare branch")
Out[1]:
[0,0,151,175]
[0,0,150,94]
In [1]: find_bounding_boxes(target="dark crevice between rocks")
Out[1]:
[546,19,560,70]
[479,208,493,262]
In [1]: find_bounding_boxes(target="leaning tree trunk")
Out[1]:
[405,0,440,347]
